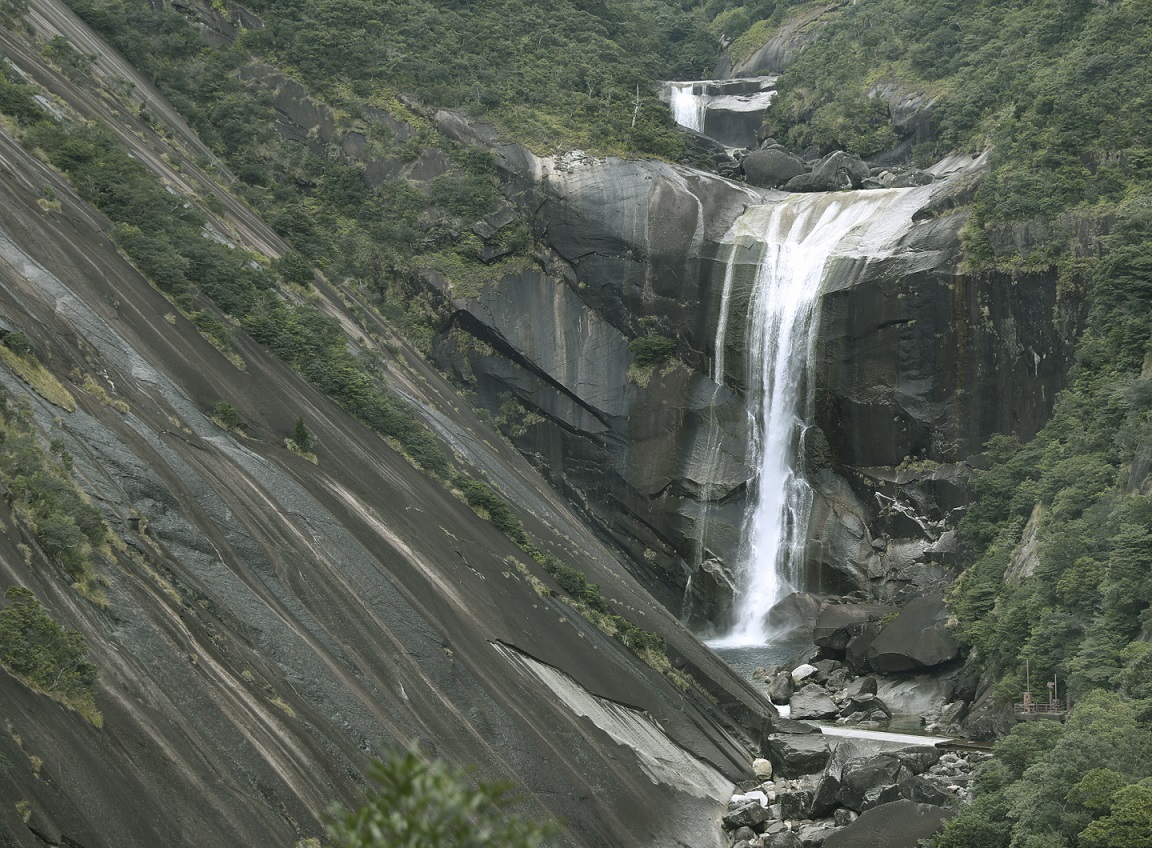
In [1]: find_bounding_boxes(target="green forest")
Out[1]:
[4,0,1152,843]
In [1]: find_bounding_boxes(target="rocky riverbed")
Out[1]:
[719,691,988,847]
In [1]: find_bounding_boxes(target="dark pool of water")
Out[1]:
[708,637,813,679]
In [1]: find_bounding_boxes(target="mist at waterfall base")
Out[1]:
[702,190,921,663]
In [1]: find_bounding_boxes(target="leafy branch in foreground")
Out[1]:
[326,745,556,848]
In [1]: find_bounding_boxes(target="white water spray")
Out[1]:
[710,190,913,647]
[666,82,709,133]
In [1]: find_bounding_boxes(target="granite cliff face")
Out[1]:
[0,3,778,846]
[428,135,1079,623]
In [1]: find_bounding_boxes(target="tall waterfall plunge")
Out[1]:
[708,189,919,648]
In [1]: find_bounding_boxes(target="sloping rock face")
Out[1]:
[718,3,847,77]
[428,139,764,610]
[0,5,778,847]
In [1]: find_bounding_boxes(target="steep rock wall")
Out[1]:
[432,139,1080,615]
[0,4,779,846]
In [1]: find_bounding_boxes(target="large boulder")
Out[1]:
[811,740,862,817]
[867,593,959,673]
[875,673,959,717]
[840,754,912,812]
[892,746,943,776]
[723,802,771,830]
[742,148,808,188]
[844,623,882,673]
[784,151,869,192]
[813,603,896,650]
[766,672,795,705]
[766,592,822,637]
[900,775,952,807]
[763,733,832,778]
[822,800,955,848]
[838,692,891,720]
[790,684,841,720]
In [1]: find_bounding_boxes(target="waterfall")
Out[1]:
[666,82,709,133]
[710,190,912,647]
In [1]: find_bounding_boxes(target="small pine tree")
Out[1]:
[290,417,314,453]
[213,401,240,430]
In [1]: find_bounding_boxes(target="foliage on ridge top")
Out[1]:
[756,0,1152,261]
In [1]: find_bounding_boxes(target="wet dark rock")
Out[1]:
[724,802,772,830]
[732,825,759,842]
[779,789,815,820]
[766,832,804,848]
[844,676,878,698]
[796,822,836,847]
[859,783,904,811]
[838,693,890,719]
[833,808,858,827]
[813,604,896,650]
[844,624,882,673]
[822,800,955,848]
[790,684,841,720]
[840,755,912,812]
[900,775,952,807]
[767,671,796,705]
[764,734,832,778]
[866,593,959,673]
[767,716,824,736]
[824,667,853,691]
[811,658,845,683]
[892,747,943,776]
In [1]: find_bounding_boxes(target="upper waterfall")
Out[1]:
[659,77,778,148]
[709,187,933,647]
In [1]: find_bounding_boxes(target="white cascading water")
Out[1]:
[667,82,709,133]
[710,189,913,647]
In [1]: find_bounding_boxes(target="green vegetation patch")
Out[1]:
[930,691,1152,848]
[0,586,101,726]
[756,0,1152,263]
[0,86,451,475]
[949,207,1152,699]
[326,745,555,848]
[0,387,105,590]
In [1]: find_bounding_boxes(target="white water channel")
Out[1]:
[709,189,923,648]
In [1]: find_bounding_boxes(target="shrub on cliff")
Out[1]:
[0,585,100,723]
